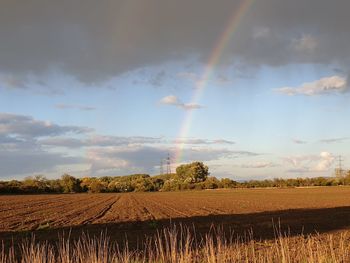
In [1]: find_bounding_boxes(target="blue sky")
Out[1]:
[0,0,349,180]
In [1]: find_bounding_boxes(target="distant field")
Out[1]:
[1,187,350,233]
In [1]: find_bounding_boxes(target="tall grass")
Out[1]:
[1,226,350,262]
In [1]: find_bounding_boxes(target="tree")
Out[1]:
[203,177,220,189]
[176,162,209,183]
[220,178,238,188]
[60,174,81,193]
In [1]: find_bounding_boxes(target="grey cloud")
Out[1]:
[240,162,277,169]
[3,0,350,83]
[0,113,94,177]
[0,113,93,137]
[40,135,162,148]
[40,135,234,149]
[0,150,81,178]
[213,139,235,145]
[292,139,308,144]
[0,120,86,178]
[39,137,86,148]
[55,104,96,111]
[229,151,261,158]
[148,71,166,88]
[319,137,349,144]
[173,138,235,145]
[86,145,239,175]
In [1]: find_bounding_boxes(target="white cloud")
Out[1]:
[160,95,180,105]
[276,76,347,96]
[160,95,203,110]
[284,151,335,173]
[313,152,335,172]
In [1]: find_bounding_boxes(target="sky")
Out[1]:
[1,0,350,180]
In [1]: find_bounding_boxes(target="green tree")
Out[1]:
[220,178,238,188]
[60,174,81,193]
[203,177,220,189]
[176,162,209,183]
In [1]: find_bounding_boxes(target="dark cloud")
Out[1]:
[2,0,350,83]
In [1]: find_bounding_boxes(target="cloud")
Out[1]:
[160,95,203,110]
[292,34,318,53]
[283,151,335,173]
[229,151,261,158]
[0,150,81,178]
[240,161,277,169]
[252,26,271,39]
[1,75,27,89]
[0,113,89,178]
[212,139,235,145]
[3,0,350,83]
[173,138,235,145]
[160,95,180,105]
[0,113,93,138]
[86,145,235,175]
[55,104,96,111]
[177,72,200,83]
[148,71,166,88]
[40,135,162,148]
[319,137,349,144]
[276,76,347,96]
[313,152,335,172]
[292,138,307,144]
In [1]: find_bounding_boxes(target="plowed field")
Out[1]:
[1,187,350,245]
[1,187,350,231]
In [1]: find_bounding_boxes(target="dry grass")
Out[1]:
[1,226,350,263]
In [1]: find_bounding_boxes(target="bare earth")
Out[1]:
[1,187,350,246]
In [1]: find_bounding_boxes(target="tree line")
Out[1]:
[1,162,350,194]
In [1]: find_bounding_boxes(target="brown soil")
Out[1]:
[1,187,350,248]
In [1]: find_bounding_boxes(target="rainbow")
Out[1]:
[174,0,254,165]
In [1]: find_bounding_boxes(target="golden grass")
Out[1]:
[1,226,350,262]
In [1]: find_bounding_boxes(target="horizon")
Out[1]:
[1,0,349,181]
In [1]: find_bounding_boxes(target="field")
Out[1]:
[2,187,350,262]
